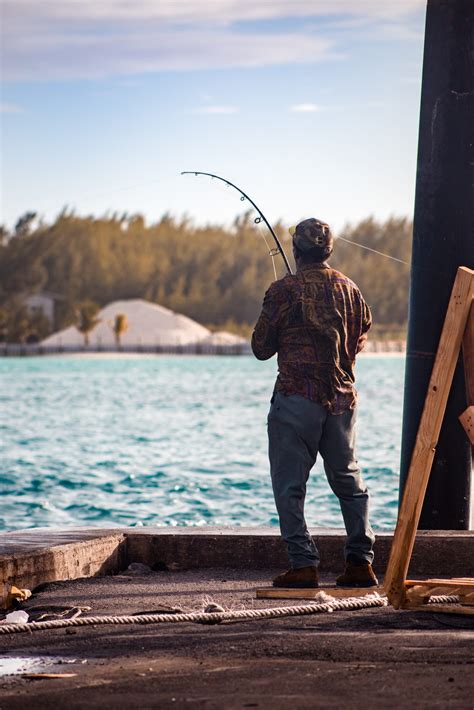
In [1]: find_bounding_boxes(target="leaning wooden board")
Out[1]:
[384,267,474,611]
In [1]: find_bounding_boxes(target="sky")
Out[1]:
[1,1,427,232]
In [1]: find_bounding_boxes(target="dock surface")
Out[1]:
[0,527,473,708]
[1,566,473,709]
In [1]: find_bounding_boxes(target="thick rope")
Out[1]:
[0,593,459,636]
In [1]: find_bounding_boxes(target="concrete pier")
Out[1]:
[0,527,473,709]
[1,526,473,598]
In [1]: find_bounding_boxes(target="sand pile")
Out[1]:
[42,299,211,347]
[201,331,247,346]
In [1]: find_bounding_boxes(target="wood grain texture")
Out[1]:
[459,406,474,444]
[406,578,474,586]
[404,585,433,605]
[385,267,474,609]
[405,580,474,607]
[459,593,474,606]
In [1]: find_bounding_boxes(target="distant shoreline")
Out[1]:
[1,341,406,357]
[359,350,405,357]
[362,340,406,354]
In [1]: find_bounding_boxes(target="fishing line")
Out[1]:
[32,167,450,283]
[336,234,454,282]
[336,235,410,266]
[181,171,422,278]
[27,165,418,275]
[256,222,278,280]
[26,174,184,223]
[101,172,451,284]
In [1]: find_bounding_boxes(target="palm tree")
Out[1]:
[0,307,8,342]
[112,313,128,348]
[76,300,100,346]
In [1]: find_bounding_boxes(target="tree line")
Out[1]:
[0,210,411,343]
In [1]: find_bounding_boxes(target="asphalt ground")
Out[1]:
[0,568,473,709]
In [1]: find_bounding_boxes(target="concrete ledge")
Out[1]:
[126,527,474,577]
[0,529,127,603]
[1,526,473,599]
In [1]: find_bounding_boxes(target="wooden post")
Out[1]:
[385,267,474,609]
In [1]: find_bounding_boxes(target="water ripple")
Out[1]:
[0,354,404,531]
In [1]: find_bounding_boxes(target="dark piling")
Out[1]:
[400,0,474,528]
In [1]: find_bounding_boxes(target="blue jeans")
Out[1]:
[268,392,375,569]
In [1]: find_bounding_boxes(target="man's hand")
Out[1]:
[251,283,280,360]
[356,332,368,354]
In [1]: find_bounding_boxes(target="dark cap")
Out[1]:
[289,218,333,253]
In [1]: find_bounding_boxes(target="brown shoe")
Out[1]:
[272,566,319,588]
[336,561,379,588]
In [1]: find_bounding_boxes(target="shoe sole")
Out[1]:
[272,582,319,589]
[336,581,379,588]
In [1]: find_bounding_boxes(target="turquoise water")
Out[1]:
[0,355,404,531]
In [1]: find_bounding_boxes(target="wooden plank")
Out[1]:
[459,406,474,445]
[406,578,474,588]
[425,578,474,583]
[255,586,383,600]
[405,579,474,607]
[405,584,474,607]
[459,593,474,607]
[405,585,434,606]
[384,267,474,609]
[406,578,474,584]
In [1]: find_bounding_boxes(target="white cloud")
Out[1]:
[2,28,337,81]
[0,103,23,113]
[1,0,425,82]
[2,1,426,25]
[290,103,321,113]
[194,105,238,114]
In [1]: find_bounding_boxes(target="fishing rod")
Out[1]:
[181,171,425,275]
[181,171,293,275]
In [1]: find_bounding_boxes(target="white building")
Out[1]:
[24,291,64,329]
[201,331,247,347]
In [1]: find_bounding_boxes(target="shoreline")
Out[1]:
[0,343,406,357]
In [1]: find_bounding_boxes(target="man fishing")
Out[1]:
[251,217,377,589]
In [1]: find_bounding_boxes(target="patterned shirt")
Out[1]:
[251,263,372,414]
